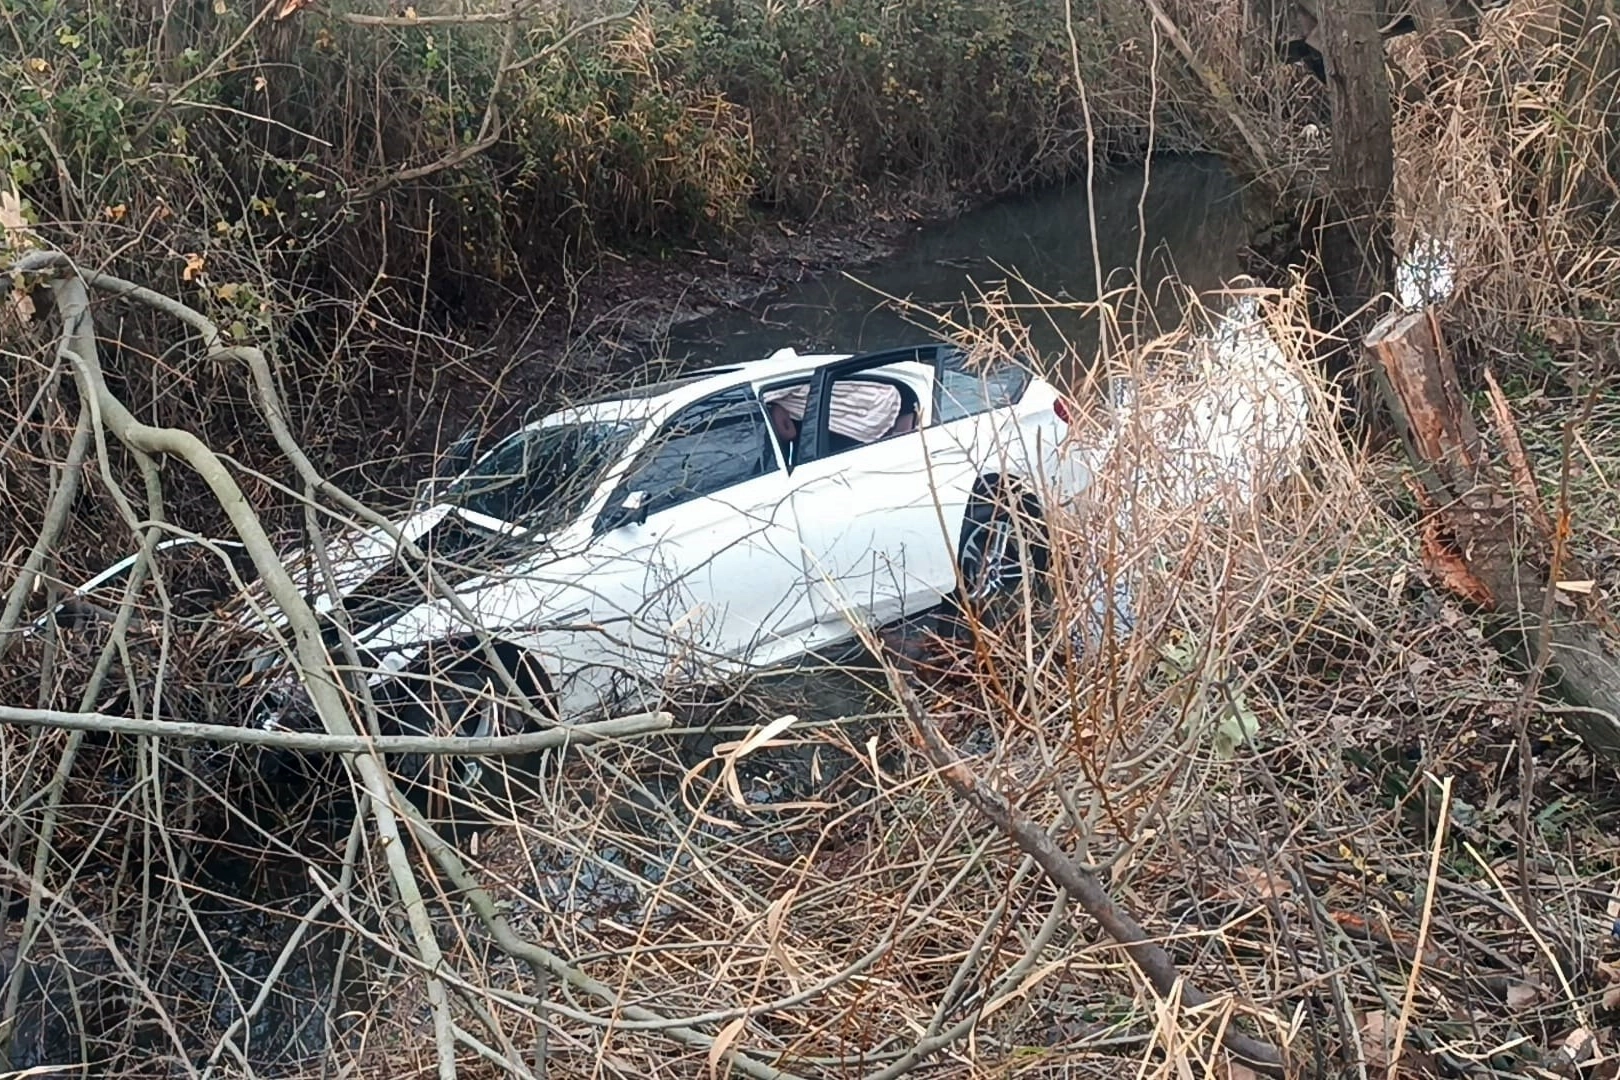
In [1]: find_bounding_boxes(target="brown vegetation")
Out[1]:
[1,0,1619,1078]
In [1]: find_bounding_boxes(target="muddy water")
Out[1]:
[655,154,1255,371]
[2,155,1254,1076]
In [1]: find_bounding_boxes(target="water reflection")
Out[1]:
[655,154,1255,370]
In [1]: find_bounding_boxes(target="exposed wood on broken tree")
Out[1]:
[1367,309,1620,759]
[1275,0,1499,81]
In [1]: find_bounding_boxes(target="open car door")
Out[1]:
[780,346,984,636]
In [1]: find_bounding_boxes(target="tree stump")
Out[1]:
[1367,308,1620,759]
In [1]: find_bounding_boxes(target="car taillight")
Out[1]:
[1053,397,1072,425]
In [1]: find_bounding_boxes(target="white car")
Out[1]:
[40,343,1087,784]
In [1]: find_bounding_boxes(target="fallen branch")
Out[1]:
[0,705,672,754]
[50,259,542,712]
[880,667,1289,1075]
[13,249,463,1080]
[1135,0,1277,188]
[389,792,812,1080]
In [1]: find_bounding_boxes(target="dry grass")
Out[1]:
[1385,0,1620,371]
[4,3,1620,1077]
[4,285,1619,1080]
[329,283,1617,1078]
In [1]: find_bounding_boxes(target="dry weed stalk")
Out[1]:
[1387,0,1620,365]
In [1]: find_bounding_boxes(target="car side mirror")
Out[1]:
[600,489,649,531]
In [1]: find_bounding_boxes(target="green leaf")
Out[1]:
[1212,689,1260,760]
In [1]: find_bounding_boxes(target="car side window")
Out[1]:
[618,387,778,519]
[934,350,1031,424]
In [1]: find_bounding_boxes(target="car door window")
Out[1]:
[770,375,916,464]
[933,349,1031,424]
[618,387,778,519]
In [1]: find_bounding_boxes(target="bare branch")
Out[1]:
[502,6,639,73]
[0,703,673,754]
[20,252,536,711]
[0,401,91,659]
[880,665,1290,1076]
[344,3,638,196]
[1135,0,1277,186]
[389,792,814,1080]
[339,0,542,27]
[359,117,502,198]
[13,249,463,1080]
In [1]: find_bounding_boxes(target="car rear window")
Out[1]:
[934,349,1031,423]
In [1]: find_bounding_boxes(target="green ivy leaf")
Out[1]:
[1212,689,1260,760]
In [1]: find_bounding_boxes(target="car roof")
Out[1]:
[544,347,855,427]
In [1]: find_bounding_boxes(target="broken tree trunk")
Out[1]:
[1308,0,1398,431]
[1367,308,1620,759]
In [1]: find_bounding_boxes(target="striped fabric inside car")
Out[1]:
[764,380,902,443]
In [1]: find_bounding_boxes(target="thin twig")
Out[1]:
[501,6,639,73]
[387,793,813,1080]
[1388,773,1451,1080]
[0,402,90,658]
[16,250,462,1080]
[0,704,672,754]
[880,666,1289,1076]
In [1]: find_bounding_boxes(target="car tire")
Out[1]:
[379,653,552,821]
[938,483,1049,642]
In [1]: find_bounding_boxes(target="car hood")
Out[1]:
[231,502,546,642]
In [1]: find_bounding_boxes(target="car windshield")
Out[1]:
[444,420,638,530]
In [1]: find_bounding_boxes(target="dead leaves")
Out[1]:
[1560,1024,1598,1067]
[2,181,40,323]
[1230,865,1291,901]
[707,1015,748,1079]
[2,182,34,241]
[678,713,833,832]
[1596,956,1620,1012]
[1505,981,1541,1010]
[1353,1009,1445,1078]
[1360,1009,1395,1071]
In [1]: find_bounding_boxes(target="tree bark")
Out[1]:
[1308,0,1399,424]
[1366,310,1620,759]
[1315,0,1396,319]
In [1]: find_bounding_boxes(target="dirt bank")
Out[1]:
[510,187,978,372]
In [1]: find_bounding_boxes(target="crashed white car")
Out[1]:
[41,343,1086,784]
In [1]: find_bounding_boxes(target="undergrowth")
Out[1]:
[0,0,1162,308]
[2,0,1620,1077]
